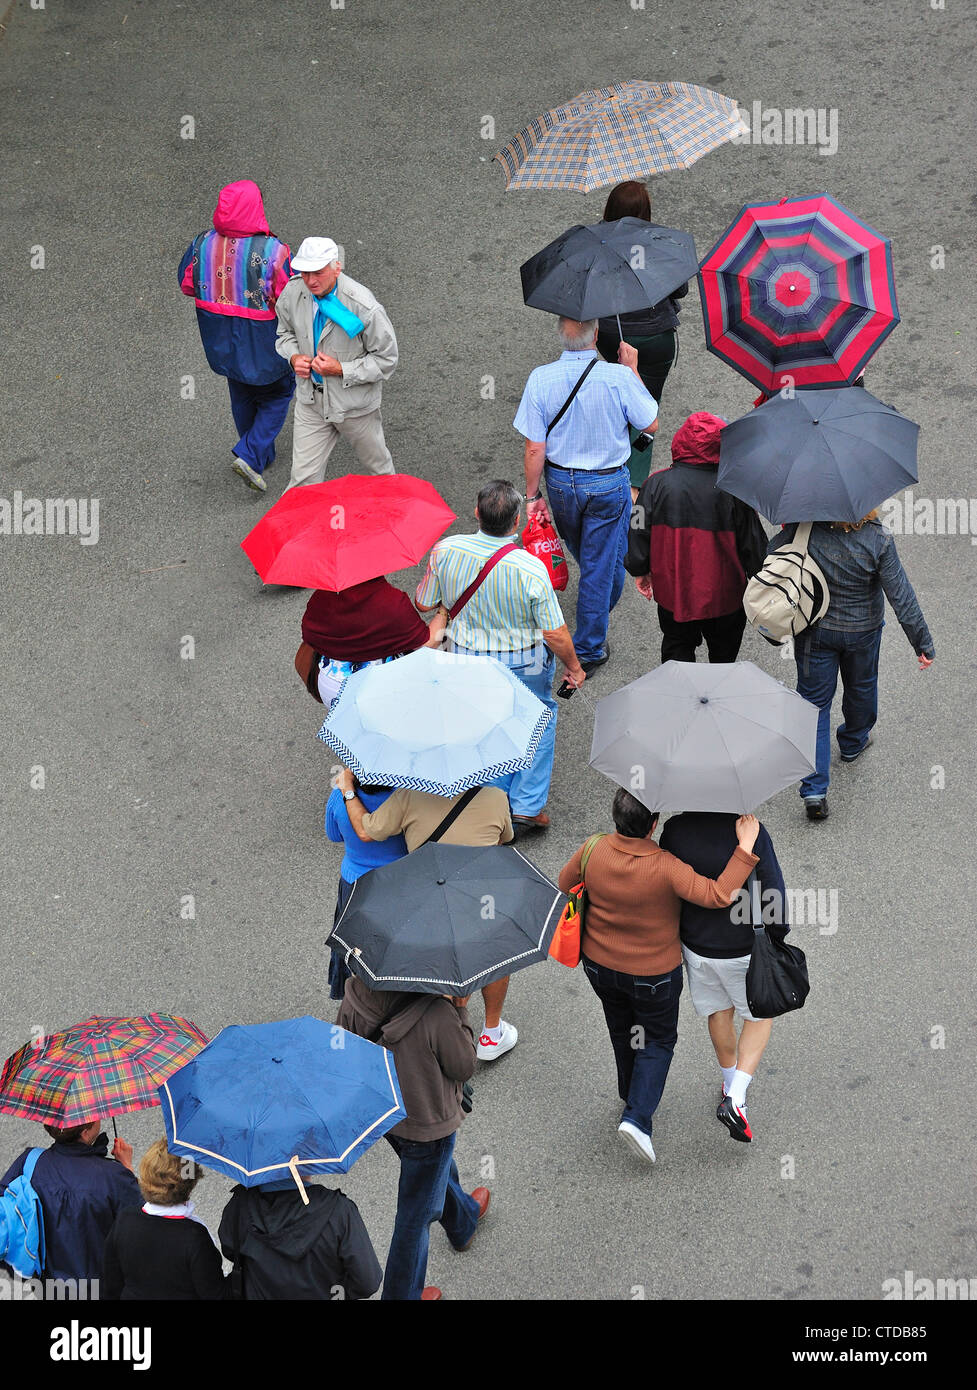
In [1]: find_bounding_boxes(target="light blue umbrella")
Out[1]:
[317,646,553,796]
[158,1017,405,1198]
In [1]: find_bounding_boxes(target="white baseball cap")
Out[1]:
[291,236,340,271]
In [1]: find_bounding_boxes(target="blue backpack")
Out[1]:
[0,1148,46,1278]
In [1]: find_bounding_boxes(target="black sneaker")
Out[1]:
[804,796,829,821]
[840,735,873,763]
[717,1095,752,1143]
[579,642,610,676]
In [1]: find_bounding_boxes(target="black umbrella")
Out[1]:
[520,217,698,322]
[717,386,919,525]
[326,843,566,995]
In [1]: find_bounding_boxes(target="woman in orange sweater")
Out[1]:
[558,789,760,1164]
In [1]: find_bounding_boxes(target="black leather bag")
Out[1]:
[744,872,810,1018]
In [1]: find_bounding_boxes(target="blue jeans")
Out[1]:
[381,1132,479,1301]
[544,465,631,664]
[227,374,295,473]
[794,623,883,799]
[581,956,682,1137]
[483,646,557,816]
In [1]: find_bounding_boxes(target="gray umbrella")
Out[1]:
[589,661,817,813]
[717,386,919,524]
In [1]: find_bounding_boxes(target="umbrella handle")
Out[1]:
[288,1154,310,1206]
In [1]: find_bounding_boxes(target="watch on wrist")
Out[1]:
[343,788,357,802]
[525,491,543,502]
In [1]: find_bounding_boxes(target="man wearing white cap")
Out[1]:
[275,236,398,483]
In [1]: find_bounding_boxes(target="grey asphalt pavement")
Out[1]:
[2,0,976,1308]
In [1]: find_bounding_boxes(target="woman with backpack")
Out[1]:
[771,514,935,820]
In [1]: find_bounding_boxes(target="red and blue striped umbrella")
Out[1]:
[0,1015,210,1125]
[698,194,900,393]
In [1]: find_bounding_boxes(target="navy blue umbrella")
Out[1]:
[717,386,918,524]
[521,217,698,321]
[159,1017,405,1196]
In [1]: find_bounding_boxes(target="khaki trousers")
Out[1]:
[287,396,394,486]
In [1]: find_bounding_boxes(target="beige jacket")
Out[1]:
[275,268,398,419]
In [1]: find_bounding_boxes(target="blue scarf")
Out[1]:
[311,292,365,383]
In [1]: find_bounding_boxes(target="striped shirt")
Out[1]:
[415,531,565,653]
[513,349,658,470]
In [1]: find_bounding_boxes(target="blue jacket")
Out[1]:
[773,521,934,657]
[659,814,788,959]
[1,1135,141,1283]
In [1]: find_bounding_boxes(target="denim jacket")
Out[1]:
[773,521,934,656]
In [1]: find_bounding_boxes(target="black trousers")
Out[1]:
[657,605,746,663]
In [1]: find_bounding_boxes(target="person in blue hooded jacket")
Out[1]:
[178,179,295,492]
[1,1120,141,1289]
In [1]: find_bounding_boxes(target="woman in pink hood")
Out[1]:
[178,180,294,492]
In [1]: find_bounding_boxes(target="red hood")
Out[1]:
[212,180,269,236]
[671,411,726,466]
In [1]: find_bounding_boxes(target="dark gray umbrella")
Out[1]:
[717,386,918,524]
[589,661,817,813]
[521,217,698,321]
[326,843,566,995]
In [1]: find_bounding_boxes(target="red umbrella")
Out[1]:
[0,1014,209,1126]
[698,194,899,393]
[241,475,456,591]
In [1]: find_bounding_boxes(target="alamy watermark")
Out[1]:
[877,489,977,545]
[883,1270,977,1300]
[0,491,100,545]
[730,884,839,935]
[731,101,839,156]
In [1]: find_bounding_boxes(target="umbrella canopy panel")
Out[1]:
[328,842,566,993]
[699,194,900,391]
[160,1017,405,1183]
[496,81,745,193]
[589,661,817,813]
[717,387,919,524]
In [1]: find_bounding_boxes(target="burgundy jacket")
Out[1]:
[625,412,767,623]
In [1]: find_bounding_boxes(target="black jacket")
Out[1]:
[218,1184,382,1301]
[598,282,689,339]
[102,1209,228,1300]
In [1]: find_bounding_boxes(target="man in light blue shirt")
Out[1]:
[514,317,658,669]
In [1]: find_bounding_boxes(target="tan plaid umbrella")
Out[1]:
[495,80,747,193]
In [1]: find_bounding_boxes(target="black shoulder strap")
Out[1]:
[424,787,480,845]
[546,358,597,438]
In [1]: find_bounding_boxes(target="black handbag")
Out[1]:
[744,872,810,1018]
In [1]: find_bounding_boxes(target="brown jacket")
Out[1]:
[337,978,476,1142]
[558,833,758,977]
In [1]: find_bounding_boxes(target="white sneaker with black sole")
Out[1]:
[617,1120,656,1163]
[476,1019,517,1061]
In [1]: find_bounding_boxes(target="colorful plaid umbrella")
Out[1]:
[0,1015,209,1125]
[698,194,900,393]
[495,81,746,193]
[240,474,456,591]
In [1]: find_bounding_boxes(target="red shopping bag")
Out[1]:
[522,513,569,591]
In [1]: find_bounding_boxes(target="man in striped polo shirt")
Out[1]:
[415,479,586,1061]
[416,480,586,838]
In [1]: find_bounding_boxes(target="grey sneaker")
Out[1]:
[232,458,267,492]
[840,734,873,763]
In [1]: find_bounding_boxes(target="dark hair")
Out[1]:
[612,787,658,838]
[476,480,521,537]
[603,180,651,222]
[44,1123,92,1144]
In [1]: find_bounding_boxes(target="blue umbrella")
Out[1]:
[158,1017,405,1197]
[317,646,552,796]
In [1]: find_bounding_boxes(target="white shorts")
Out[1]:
[682,946,762,1021]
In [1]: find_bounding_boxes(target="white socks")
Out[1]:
[728,1069,753,1108]
[720,1064,736,1095]
[482,1023,503,1043]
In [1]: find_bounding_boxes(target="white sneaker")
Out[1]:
[476,1020,518,1061]
[617,1120,656,1163]
[232,458,267,492]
